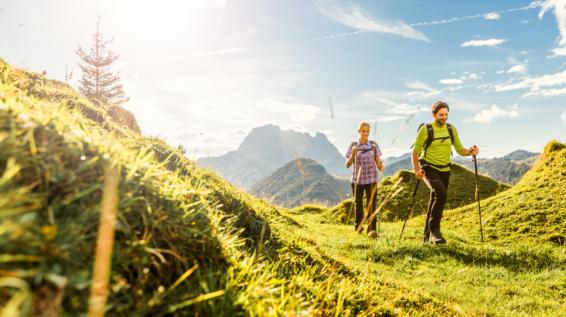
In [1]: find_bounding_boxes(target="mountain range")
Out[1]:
[382,150,539,184]
[198,124,349,189]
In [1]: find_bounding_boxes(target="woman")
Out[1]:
[345,122,384,238]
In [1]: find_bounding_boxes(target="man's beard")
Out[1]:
[435,118,446,126]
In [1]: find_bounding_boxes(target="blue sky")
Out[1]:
[1,0,565,158]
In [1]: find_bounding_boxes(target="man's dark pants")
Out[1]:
[423,166,450,238]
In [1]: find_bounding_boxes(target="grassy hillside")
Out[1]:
[1,57,564,316]
[0,58,469,316]
[251,158,351,208]
[329,163,510,223]
[445,140,566,245]
[287,208,566,317]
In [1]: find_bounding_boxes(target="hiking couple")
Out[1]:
[345,100,479,244]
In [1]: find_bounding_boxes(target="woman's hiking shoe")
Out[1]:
[367,230,378,239]
[423,231,430,243]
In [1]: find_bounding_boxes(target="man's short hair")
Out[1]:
[432,101,449,114]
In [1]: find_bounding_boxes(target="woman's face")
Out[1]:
[358,125,370,140]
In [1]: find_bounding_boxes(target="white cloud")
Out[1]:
[119,47,247,66]
[467,73,482,80]
[405,81,441,98]
[459,72,482,80]
[314,0,430,42]
[551,46,566,56]
[461,38,508,47]
[311,30,365,41]
[524,87,566,96]
[121,48,318,157]
[260,98,320,124]
[439,78,464,85]
[562,110,566,126]
[495,70,566,95]
[538,0,566,56]
[507,64,528,74]
[446,85,463,92]
[410,3,542,27]
[378,116,406,122]
[496,70,506,75]
[363,92,428,114]
[484,12,501,20]
[467,105,520,123]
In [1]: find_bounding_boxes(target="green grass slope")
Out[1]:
[0,58,469,316]
[329,163,510,223]
[286,208,566,317]
[445,141,566,245]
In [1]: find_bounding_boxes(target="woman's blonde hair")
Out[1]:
[357,121,371,132]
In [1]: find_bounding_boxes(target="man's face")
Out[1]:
[433,108,448,125]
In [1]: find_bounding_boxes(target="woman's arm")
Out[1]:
[375,155,384,172]
[346,146,357,168]
[346,155,354,168]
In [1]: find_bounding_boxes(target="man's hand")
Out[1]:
[470,145,479,156]
[415,169,425,180]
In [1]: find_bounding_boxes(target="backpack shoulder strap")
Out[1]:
[369,140,378,157]
[446,123,454,143]
[424,124,434,151]
[350,141,358,163]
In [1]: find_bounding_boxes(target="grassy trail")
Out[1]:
[282,209,566,316]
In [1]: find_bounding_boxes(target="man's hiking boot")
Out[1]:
[430,230,446,245]
[367,230,378,239]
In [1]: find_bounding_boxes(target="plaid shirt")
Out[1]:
[345,140,382,185]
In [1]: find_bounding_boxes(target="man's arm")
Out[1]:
[457,146,479,156]
[412,151,425,179]
[452,126,479,156]
[412,126,427,179]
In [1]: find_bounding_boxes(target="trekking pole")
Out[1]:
[357,182,378,233]
[346,156,361,225]
[473,155,484,242]
[399,179,420,241]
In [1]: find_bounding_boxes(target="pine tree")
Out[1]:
[76,17,128,107]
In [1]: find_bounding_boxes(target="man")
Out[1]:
[412,101,479,244]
